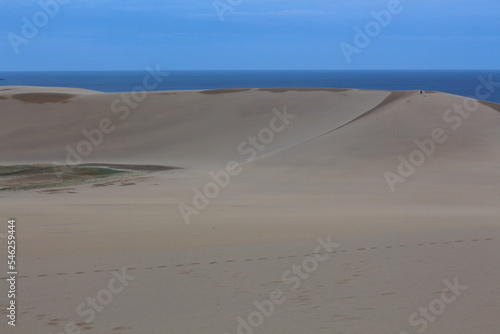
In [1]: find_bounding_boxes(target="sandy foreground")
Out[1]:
[0,86,499,333]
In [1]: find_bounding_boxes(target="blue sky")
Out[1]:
[1,0,499,70]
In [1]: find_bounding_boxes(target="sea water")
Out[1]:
[1,70,499,103]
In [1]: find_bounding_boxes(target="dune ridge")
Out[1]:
[2,86,498,169]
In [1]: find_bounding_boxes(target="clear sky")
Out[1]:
[1,0,499,71]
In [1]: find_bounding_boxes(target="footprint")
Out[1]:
[209,262,217,264]
[385,246,393,248]
[38,274,48,277]
[454,240,464,243]
[381,292,397,296]
[225,260,235,263]
[189,263,200,265]
[357,248,366,251]
[157,265,168,268]
[48,319,62,326]
[112,326,132,331]
[75,322,90,327]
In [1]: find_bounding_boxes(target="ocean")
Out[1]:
[1,70,499,103]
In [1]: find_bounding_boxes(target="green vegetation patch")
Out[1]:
[0,164,129,191]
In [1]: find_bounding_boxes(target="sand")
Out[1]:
[0,86,499,333]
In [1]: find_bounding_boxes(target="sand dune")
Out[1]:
[0,86,393,168]
[0,86,499,334]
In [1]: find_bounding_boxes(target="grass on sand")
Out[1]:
[0,164,129,191]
